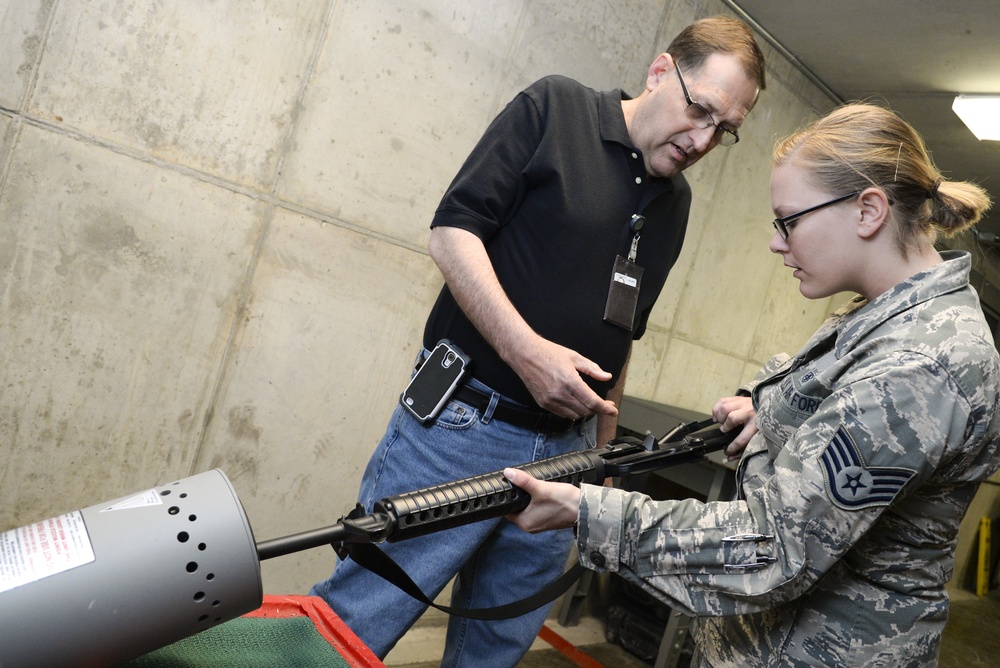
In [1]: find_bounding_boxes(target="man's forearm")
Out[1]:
[427,226,536,366]
[427,226,618,418]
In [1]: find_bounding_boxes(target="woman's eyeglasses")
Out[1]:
[772,191,861,239]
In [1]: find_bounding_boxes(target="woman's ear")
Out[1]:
[856,188,891,239]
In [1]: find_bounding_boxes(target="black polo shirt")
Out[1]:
[424,75,691,408]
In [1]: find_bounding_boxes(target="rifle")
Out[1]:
[255,417,736,620]
[256,418,735,560]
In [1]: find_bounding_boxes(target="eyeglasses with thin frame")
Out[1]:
[673,61,739,147]
[771,191,861,239]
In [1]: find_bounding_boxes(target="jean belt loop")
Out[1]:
[413,348,428,374]
[482,391,501,424]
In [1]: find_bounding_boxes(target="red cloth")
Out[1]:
[244,595,385,668]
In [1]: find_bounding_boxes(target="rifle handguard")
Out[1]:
[376,449,608,542]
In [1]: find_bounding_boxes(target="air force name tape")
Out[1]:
[820,427,914,510]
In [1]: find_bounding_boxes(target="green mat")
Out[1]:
[117,616,352,668]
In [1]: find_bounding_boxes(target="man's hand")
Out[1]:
[503,467,581,533]
[712,395,757,461]
[508,337,618,420]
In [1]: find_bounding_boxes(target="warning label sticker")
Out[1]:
[0,511,96,594]
[101,489,163,512]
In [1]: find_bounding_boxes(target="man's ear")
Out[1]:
[646,53,673,91]
[857,188,891,239]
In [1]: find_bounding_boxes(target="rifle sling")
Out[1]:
[343,541,584,620]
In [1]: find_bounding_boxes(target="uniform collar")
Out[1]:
[833,250,972,357]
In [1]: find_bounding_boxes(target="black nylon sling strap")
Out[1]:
[343,541,586,620]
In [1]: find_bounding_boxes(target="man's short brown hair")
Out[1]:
[668,16,766,94]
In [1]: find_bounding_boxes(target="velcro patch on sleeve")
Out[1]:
[820,427,914,510]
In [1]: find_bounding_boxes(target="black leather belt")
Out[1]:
[452,384,580,434]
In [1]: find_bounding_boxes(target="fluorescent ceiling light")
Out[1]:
[952,95,1000,141]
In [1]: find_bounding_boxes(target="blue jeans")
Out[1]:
[310,374,597,668]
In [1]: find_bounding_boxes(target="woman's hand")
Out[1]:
[712,395,758,461]
[503,468,581,533]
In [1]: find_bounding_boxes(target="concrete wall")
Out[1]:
[0,0,991,602]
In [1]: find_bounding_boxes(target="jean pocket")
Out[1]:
[431,399,478,430]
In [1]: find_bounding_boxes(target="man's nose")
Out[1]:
[692,124,716,152]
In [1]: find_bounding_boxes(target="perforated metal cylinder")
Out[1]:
[0,469,262,667]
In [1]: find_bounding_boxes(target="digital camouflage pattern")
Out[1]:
[578,251,1000,666]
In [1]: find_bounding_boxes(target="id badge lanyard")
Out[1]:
[603,214,644,330]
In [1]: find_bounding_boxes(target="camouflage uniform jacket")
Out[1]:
[578,251,1000,666]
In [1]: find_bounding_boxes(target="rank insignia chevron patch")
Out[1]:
[820,427,915,510]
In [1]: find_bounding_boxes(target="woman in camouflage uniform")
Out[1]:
[506,103,999,666]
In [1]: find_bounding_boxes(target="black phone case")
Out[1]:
[400,341,469,423]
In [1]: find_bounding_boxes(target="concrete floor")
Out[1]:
[386,585,1000,668]
[939,586,1000,668]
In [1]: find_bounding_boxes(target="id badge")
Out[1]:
[603,255,643,330]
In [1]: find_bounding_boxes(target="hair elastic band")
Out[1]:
[929,178,942,200]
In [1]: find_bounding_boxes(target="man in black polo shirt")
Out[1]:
[312,16,766,667]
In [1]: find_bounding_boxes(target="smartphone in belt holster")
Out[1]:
[400,340,470,424]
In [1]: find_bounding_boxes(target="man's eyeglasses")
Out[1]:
[673,61,739,147]
[771,191,860,239]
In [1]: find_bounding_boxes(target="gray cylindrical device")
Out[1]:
[0,469,263,667]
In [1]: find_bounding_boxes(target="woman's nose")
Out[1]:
[769,228,788,254]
